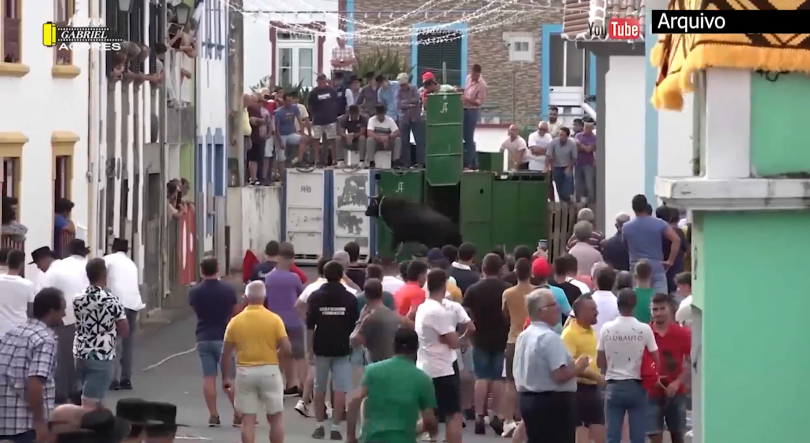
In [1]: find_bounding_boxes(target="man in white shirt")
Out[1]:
[415,270,463,443]
[379,256,404,295]
[500,125,528,171]
[41,239,91,404]
[548,106,563,137]
[527,121,553,171]
[364,104,402,168]
[590,267,620,335]
[597,288,660,443]
[0,249,35,337]
[29,246,58,293]
[104,238,145,391]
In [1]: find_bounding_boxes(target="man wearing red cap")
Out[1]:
[521,257,571,333]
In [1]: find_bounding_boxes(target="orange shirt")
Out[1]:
[394,282,426,316]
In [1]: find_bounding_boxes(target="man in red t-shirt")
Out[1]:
[393,260,429,317]
[647,293,690,443]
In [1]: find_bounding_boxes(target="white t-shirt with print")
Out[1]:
[440,298,470,367]
[415,298,457,378]
[597,316,658,381]
[526,131,552,171]
[367,116,398,136]
[382,275,405,295]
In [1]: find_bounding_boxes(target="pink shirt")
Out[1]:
[463,75,487,109]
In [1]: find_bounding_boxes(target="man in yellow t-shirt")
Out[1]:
[222,280,291,443]
[561,295,605,443]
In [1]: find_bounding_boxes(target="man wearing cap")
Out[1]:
[527,121,553,172]
[29,247,57,293]
[394,73,424,167]
[365,104,402,169]
[424,248,461,302]
[336,105,368,167]
[104,239,144,391]
[41,239,91,404]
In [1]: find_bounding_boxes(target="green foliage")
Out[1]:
[279,79,312,105]
[352,49,410,81]
[249,76,271,93]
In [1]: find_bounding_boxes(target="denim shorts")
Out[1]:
[647,393,688,435]
[471,348,505,380]
[74,358,113,401]
[314,355,352,393]
[197,341,235,378]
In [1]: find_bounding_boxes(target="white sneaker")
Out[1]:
[336,160,346,168]
[501,420,518,438]
[326,402,333,419]
[358,161,366,169]
[294,400,313,417]
[685,430,693,438]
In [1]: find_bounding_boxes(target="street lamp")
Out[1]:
[118,0,133,12]
[174,2,192,25]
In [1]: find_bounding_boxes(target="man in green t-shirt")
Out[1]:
[346,328,438,443]
[632,260,655,323]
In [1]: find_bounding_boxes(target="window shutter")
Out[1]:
[416,32,443,86]
[416,31,462,86]
[440,36,462,86]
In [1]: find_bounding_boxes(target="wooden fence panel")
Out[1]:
[547,202,585,262]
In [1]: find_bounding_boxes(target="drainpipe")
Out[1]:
[157,0,168,307]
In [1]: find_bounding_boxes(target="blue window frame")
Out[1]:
[214,144,225,196]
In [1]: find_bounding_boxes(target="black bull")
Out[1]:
[365,196,462,251]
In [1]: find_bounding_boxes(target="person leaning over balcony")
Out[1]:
[54,198,75,258]
[1,196,27,242]
[462,64,487,170]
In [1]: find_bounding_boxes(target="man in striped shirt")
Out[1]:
[462,64,487,170]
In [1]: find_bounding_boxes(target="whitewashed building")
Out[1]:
[0,0,90,274]
[242,0,341,90]
[196,0,229,261]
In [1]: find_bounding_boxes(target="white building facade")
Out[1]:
[0,0,90,272]
[242,0,341,91]
[196,0,229,259]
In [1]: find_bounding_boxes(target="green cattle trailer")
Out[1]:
[425,171,549,260]
[374,169,425,261]
[425,93,463,187]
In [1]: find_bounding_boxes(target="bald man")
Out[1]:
[499,125,528,170]
[566,208,605,251]
[47,404,89,441]
[527,121,553,172]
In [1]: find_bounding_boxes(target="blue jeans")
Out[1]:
[399,117,425,166]
[462,108,479,168]
[575,164,596,202]
[552,167,574,202]
[605,380,648,443]
[647,394,687,437]
[75,358,113,401]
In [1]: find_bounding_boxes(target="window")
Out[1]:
[55,0,75,65]
[1,0,24,69]
[278,32,314,42]
[212,0,223,57]
[506,34,533,63]
[0,132,27,226]
[51,131,78,204]
[277,46,315,87]
[549,34,585,87]
[416,31,462,86]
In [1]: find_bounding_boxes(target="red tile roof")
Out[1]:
[562,0,645,42]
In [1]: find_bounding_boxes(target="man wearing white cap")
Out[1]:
[394,73,424,167]
[526,121,552,172]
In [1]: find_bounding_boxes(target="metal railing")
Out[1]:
[55,230,75,259]
[0,234,24,252]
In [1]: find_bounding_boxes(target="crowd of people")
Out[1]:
[500,108,598,203]
[240,37,489,185]
[0,185,695,443]
[0,235,179,442]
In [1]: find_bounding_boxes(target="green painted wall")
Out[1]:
[697,210,810,443]
[179,143,194,200]
[750,73,810,176]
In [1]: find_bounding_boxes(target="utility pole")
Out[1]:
[157,0,168,306]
